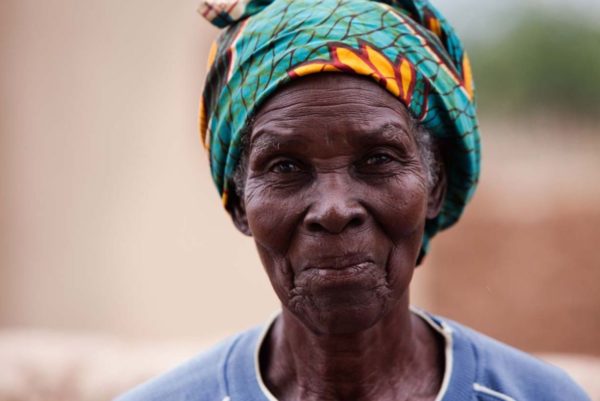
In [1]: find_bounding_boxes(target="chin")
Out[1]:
[289,290,392,335]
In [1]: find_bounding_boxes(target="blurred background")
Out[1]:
[1,0,599,400]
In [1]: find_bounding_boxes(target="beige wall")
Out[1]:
[0,0,283,340]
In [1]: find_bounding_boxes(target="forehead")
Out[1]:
[250,74,414,147]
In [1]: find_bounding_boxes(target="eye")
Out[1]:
[270,159,302,173]
[364,153,394,166]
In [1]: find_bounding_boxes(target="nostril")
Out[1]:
[348,217,364,229]
[307,222,325,233]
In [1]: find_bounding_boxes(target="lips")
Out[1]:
[292,251,386,309]
[303,253,374,271]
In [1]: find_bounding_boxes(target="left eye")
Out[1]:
[364,154,394,165]
[270,160,301,173]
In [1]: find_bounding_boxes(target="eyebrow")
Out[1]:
[367,122,413,144]
[248,132,307,156]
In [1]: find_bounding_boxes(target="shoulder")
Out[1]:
[442,317,591,401]
[113,328,257,401]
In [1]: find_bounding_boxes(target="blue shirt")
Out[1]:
[115,310,590,401]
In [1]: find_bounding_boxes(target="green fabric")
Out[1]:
[199,0,481,259]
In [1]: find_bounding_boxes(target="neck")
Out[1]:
[261,303,444,401]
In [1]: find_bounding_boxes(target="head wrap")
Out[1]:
[199,0,480,259]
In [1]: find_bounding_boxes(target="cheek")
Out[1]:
[375,173,429,237]
[374,174,429,282]
[245,182,303,254]
[244,181,305,298]
[254,243,294,304]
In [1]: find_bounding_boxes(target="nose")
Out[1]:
[303,174,367,235]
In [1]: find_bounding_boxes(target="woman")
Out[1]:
[117,0,590,400]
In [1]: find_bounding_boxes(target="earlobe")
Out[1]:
[228,190,252,236]
[426,163,447,219]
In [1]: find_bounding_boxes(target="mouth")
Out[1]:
[307,262,377,283]
[304,253,374,271]
[292,252,388,310]
[300,254,378,281]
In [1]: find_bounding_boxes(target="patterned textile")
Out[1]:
[198,0,481,258]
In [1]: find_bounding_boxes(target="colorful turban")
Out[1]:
[198,0,481,258]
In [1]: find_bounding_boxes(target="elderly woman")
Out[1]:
[117,0,590,400]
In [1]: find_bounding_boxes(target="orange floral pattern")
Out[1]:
[289,41,417,106]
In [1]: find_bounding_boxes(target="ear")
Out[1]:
[228,189,252,236]
[426,161,447,219]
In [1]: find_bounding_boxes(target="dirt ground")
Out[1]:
[417,119,600,356]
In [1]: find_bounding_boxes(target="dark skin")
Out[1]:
[230,74,447,401]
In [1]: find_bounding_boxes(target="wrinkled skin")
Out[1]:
[230,74,446,401]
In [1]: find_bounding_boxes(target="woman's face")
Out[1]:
[233,74,440,335]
